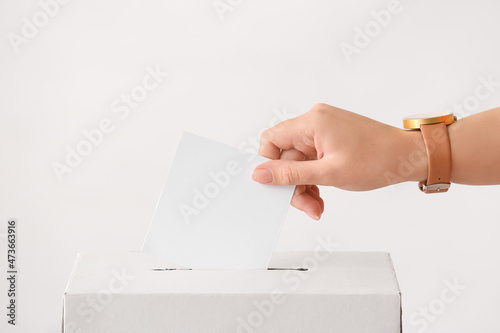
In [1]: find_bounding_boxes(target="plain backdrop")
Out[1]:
[1,0,499,332]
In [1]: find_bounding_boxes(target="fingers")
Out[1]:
[309,184,320,196]
[255,114,327,220]
[258,120,293,160]
[276,149,324,220]
[307,185,324,212]
[290,185,324,220]
[252,159,327,186]
[279,148,306,161]
[259,117,317,160]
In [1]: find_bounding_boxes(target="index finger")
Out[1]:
[259,116,317,160]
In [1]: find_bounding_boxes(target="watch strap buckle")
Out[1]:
[419,181,451,193]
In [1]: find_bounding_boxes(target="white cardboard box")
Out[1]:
[62,251,401,333]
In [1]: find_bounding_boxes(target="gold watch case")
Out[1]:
[403,112,456,129]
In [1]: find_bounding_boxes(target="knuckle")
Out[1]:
[310,103,329,113]
[274,118,292,131]
[279,118,292,127]
[260,128,272,141]
[262,118,292,141]
[309,103,333,120]
[279,163,300,185]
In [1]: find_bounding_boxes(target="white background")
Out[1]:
[1,0,499,332]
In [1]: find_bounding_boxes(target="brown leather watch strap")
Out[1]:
[419,122,452,193]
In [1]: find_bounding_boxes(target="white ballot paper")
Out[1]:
[142,132,294,269]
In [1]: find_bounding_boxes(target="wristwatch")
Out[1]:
[403,112,456,193]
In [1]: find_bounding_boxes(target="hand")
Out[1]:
[252,103,426,220]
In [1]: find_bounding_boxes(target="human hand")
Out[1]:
[252,103,426,220]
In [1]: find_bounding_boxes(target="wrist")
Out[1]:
[381,127,427,187]
[396,128,428,183]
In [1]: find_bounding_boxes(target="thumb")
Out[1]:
[252,159,325,185]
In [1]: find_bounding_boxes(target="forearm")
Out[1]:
[448,107,500,185]
[392,107,500,187]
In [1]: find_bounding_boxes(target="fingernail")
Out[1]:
[306,212,321,220]
[252,168,273,184]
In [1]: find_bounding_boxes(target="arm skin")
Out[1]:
[251,103,500,220]
[448,107,500,185]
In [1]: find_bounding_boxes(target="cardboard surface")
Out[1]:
[63,251,401,333]
[141,132,294,269]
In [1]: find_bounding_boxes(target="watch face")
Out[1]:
[404,111,453,120]
[403,112,455,129]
